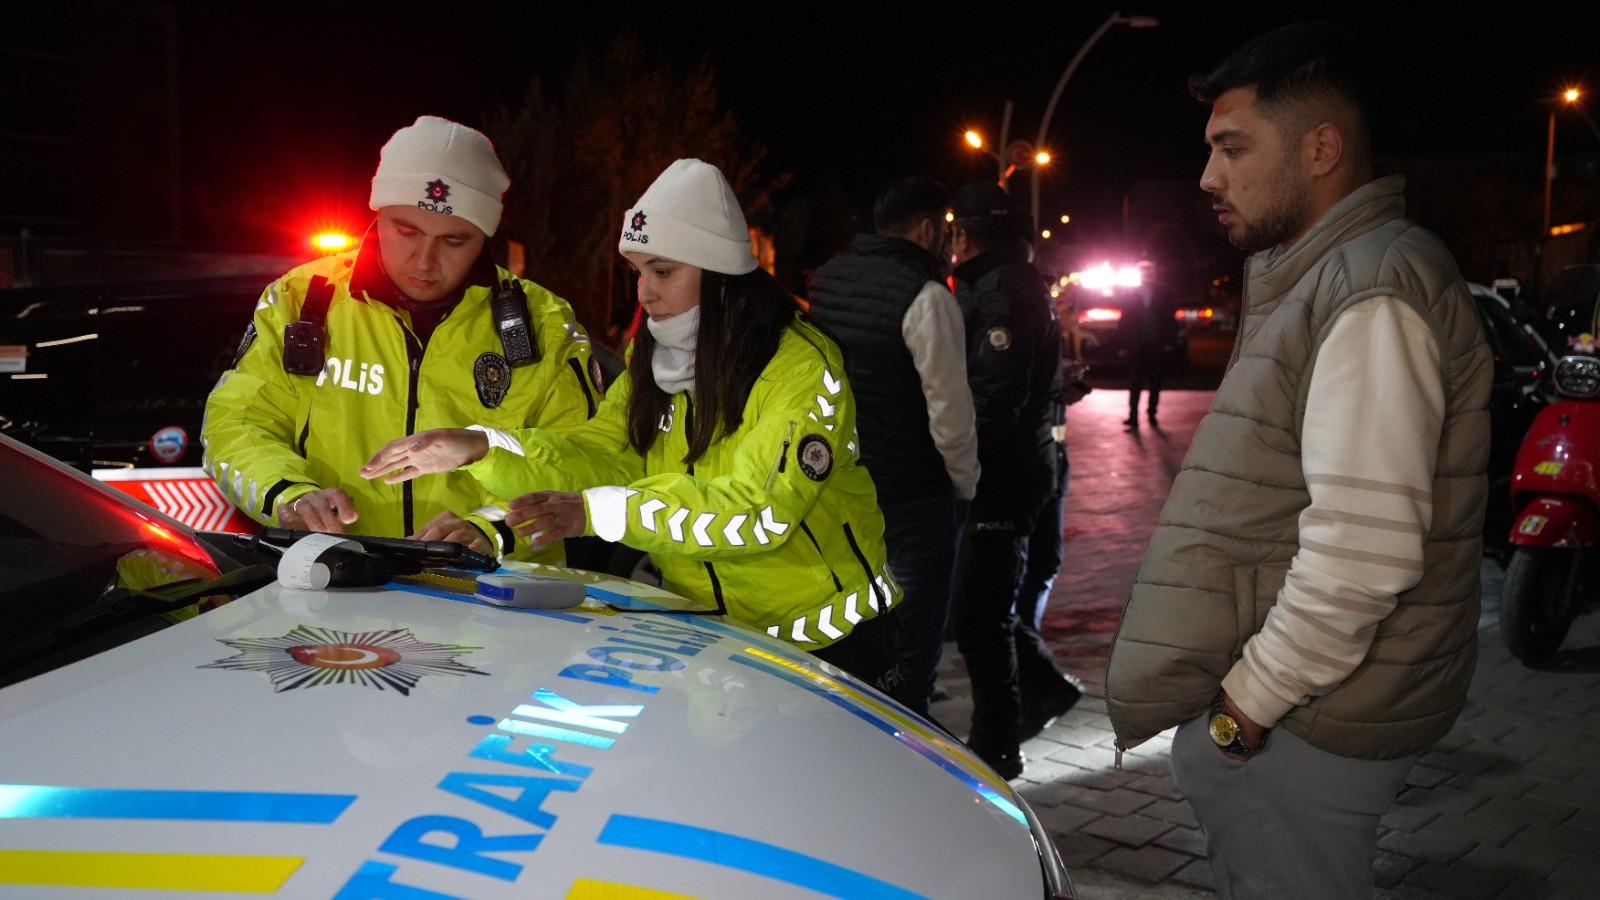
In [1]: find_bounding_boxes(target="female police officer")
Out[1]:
[362,159,899,683]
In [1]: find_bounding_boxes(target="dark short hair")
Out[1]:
[874,176,949,236]
[1189,22,1375,144]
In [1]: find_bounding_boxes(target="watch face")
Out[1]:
[1210,713,1239,747]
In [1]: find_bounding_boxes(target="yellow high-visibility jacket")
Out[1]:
[467,317,898,647]
[202,246,600,562]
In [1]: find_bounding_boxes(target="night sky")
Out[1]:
[173,1,1600,261]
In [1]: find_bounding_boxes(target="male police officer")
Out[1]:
[948,182,1076,778]
[203,116,599,560]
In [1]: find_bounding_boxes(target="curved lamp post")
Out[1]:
[1538,87,1584,295]
[1030,11,1159,234]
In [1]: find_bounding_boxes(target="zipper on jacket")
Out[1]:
[1225,257,1253,371]
[402,331,424,536]
[566,357,597,418]
[683,394,696,475]
[840,523,881,609]
[1104,585,1137,770]
[702,561,727,615]
[296,418,310,457]
[799,522,843,591]
[763,421,797,492]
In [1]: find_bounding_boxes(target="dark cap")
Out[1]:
[951,181,1018,222]
[951,181,1033,245]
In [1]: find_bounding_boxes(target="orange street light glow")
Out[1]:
[1035,151,1051,165]
[965,131,984,149]
[1060,214,1070,224]
[1041,229,1052,239]
[1565,88,1581,103]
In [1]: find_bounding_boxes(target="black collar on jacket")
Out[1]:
[848,233,942,278]
[953,242,1031,287]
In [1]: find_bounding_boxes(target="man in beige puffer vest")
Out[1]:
[1105,23,1491,899]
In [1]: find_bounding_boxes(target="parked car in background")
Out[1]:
[0,433,1076,899]
[1058,264,1187,371]
[2,273,636,562]
[0,275,263,471]
[1537,264,1600,354]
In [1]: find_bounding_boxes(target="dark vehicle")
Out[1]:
[1499,354,1600,664]
[1064,288,1188,371]
[0,275,263,471]
[1471,282,1559,561]
[1,275,628,474]
[1537,264,1600,354]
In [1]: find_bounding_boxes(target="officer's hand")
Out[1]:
[279,488,359,533]
[507,491,586,547]
[411,511,494,557]
[360,429,490,484]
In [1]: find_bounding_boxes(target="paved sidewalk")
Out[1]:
[932,389,1600,899]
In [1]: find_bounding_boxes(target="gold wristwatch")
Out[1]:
[1209,692,1267,758]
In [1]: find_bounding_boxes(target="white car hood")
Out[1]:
[1,571,1049,898]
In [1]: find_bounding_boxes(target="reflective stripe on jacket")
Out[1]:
[467,316,899,648]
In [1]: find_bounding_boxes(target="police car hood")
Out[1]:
[0,571,1052,898]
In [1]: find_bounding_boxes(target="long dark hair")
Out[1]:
[625,267,801,464]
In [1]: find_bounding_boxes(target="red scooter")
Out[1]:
[1501,353,1600,663]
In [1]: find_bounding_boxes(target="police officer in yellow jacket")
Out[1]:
[361,159,900,683]
[202,116,600,561]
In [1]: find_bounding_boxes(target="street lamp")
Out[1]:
[1030,11,1159,232]
[1538,87,1584,294]
[964,117,1051,190]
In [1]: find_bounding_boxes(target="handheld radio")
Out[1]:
[491,276,540,367]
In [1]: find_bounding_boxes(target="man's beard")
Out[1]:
[1225,164,1313,254]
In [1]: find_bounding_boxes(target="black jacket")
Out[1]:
[953,244,1061,529]
[807,234,950,502]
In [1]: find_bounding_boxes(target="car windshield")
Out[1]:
[0,436,223,681]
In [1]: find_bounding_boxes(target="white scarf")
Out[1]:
[647,306,700,395]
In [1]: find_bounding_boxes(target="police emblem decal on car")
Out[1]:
[201,625,488,694]
[474,352,512,408]
[796,434,833,482]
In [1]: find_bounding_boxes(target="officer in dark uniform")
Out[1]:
[947,182,1079,778]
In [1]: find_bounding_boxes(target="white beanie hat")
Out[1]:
[619,159,758,275]
[369,116,510,237]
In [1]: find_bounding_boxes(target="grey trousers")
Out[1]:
[1170,713,1418,900]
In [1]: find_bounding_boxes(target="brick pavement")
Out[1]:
[932,388,1600,899]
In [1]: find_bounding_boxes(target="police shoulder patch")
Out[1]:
[474,352,511,408]
[796,434,833,482]
[986,326,1012,351]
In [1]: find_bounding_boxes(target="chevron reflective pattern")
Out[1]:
[775,565,900,644]
[93,467,256,533]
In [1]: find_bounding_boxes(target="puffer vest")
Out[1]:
[1106,176,1493,760]
[808,234,950,501]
